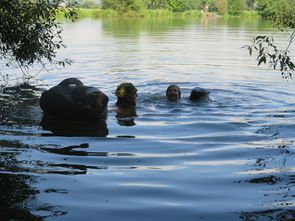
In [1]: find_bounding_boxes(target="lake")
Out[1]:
[1,17,295,221]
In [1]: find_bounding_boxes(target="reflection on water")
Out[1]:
[115,106,137,126]
[41,114,108,137]
[0,84,42,126]
[102,18,194,38]
[0,140,67,221]
[1,17,295,220]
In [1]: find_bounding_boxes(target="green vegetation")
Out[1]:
[101,0,145,15]
[227,0,244,16]
[0,0,77,82]
[244,0,295,78]
[0,0,77,116]
[70,0,262,18]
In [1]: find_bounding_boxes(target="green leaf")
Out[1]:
[258,56,266,66]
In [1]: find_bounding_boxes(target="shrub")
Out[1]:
[187,0,202,10]
[144,9,173,17]
[256,0,295,28]
[143,0,168,9]
[101,0,144,14]
[144,0,198,12]
[167,0,189,12]
[227,0,244,16]
[215,0,228,14]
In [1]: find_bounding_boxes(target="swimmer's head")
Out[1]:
[115,83,137,107]
[166,84,181,102]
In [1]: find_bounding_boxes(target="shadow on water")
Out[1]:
[115,106,137,126]
[0,140,67,221]
[213,16,272,29]
[102,18,194,38]
[0,83,42,126]
[240,210,295,221]
[101,17,273,38]
[0,84,73,219]
[236,140,295,221]
[41,114,108,137]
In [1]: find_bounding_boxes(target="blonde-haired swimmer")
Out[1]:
[115,82,137,126]
[115,83,137,108]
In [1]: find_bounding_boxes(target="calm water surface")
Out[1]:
[1,17,295,221]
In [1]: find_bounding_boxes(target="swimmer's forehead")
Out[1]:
[167,85,180,90]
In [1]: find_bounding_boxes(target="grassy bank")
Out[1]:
[56,8,260,19]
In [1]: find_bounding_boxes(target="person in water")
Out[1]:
[115,82,138,126]
[166,84,181,102]
[115,82,137,108]
[189,87,210,101]
[39,78,109,121]
[166,84,210,102]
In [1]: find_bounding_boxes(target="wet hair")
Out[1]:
[115,83,137,98]
[189,87,210,101]
[115,83,137,108]
[166,84,181,101]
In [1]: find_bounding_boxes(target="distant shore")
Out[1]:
[57,8,260,19]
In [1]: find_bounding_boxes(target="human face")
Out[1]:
[166,85,180,101]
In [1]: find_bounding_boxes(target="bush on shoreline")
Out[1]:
[57,8,259,19]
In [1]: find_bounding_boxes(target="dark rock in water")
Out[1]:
[41,114,108,137]
[189,87,210,101]
[39,78,109,121]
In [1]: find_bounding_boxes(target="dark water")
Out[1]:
[1,17,295,220]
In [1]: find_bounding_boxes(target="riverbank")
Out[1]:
[56,8,260,19]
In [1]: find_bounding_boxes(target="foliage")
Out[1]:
[93,8,119,17]
[244,35,295,79]
[166,0,190,12]
[144,0,202,11]
[215,0,228,14]
[187,0,203,10]
[101,0,144,15]
[240,10,259,18]
[0,0,77,82]
[227,0,244,16]
[200,0,216,12]
[144,9,174,17]
[246,0,295,78]
[101,0,203,14]
[256,0,295,29]
[143,0,168,9]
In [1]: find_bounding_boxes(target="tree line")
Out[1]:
[73,0,280,16]
[100,0,251,15]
